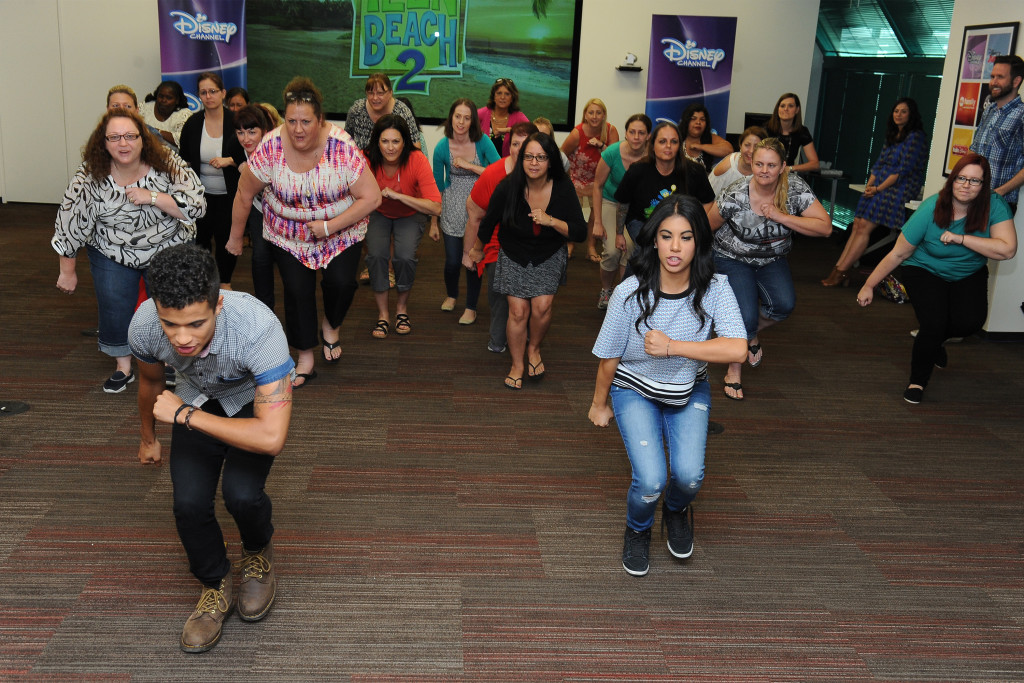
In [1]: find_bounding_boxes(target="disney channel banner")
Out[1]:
[157,0,248,112]
[646,15,737,137]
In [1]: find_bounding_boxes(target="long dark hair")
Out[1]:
[444,98,482,141]
[679,103,712,144]
[366,114,414,172]
[935,152,992,234]
[886,97,924,145]
[500,132,566,230]
[765,92,802,136]
[628,195,716,332]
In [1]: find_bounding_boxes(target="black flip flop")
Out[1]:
[293,370,317,389]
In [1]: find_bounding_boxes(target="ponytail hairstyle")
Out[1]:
[627,195,716,332]
[752,138,790,214]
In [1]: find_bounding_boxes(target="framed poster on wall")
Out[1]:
[943,22,1018,175]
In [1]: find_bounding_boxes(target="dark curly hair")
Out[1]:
[147,244,220,309]
[886,97,924,145]
[145,80,188,112]
[82,110,176,182]
[627,194,716,333]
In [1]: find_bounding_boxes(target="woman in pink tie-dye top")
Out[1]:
[228,77,382,388]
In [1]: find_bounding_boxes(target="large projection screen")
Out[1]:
[246,0,583,127]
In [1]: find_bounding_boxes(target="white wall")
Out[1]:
[572,0,821,136]
[928,0,1024,334]
[0,0,162,204]
[0,0,821,205]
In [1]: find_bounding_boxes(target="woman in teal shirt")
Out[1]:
[857,153,1017,404]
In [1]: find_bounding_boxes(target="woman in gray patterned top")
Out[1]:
[707,138,831,400]
[52,109,205,393]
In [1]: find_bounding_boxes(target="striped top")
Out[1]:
[129,290,295,417]
[246,124,369,270]
[592,274,745,405]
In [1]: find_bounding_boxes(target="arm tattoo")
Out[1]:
[254,376,293,410]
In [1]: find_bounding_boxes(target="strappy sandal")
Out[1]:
[371,319,389,339]
[321,334,342,363]
[747,342,762,367]
[723,381,744,401]
[395,313,412,335]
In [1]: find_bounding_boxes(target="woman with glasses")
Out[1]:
[52,110,205,392]
[478,78,529,157]
[179,72,247,288]
[345,72,421,151]
[822,98,928,287]
[430,98,499,325]
[226,77,382,388]
[561,98,619,262]
[856,152,1017,404]
[141,81,191,149]
[364,115,442,338]
[476,132,586,389]
[707,138,831,401]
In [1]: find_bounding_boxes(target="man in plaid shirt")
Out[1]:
[971,54,1024,212]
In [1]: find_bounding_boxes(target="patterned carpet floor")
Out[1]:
[1,201,1022,680]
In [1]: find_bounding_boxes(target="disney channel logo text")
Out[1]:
[170,11,238,43]
[661,38,726,69]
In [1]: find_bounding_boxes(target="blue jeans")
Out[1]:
[170,400,275,587]
[611,381,710,531]
[443,232,481,310]
[87,246,147,358]
[714,254,795,339]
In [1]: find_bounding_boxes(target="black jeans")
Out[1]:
[246,207,276,311]
[170,400,275,587]
[901,264,989,387]
[272,240,362,351]
[195,193,238,284]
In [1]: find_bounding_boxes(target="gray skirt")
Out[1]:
[493,245,567,298]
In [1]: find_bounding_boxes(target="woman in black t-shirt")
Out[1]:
[764,92,819,173]
[614,122,715,241]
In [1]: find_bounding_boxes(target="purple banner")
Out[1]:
[157,0,247,112]
[646,15,737,138]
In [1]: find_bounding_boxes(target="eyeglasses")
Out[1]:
[198,89,222,97]
[522,153,548,162]
[105,133,140,142]
[494,78,515,88]
[285,90,316,103]
[953,175,983,186]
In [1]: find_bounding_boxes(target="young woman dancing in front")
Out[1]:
[589,195,746,576]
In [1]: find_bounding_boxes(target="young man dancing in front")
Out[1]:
[129,243,294,653]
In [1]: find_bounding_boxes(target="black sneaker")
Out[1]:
[903,385,924,404]
[662,502,694,559]
[102,370,135,394]
[622,527,651,576]
[487,341,507,353]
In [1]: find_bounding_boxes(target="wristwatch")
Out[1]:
[150,190,158,205]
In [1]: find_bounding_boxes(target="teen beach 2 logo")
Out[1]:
[170,11,238,43]
[661,38,726,69]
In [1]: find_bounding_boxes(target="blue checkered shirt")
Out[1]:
[129,290,294,416]
[970,95,1024,204]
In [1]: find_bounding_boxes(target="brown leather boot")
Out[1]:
[236,540,276,622]
[180,576,233,653]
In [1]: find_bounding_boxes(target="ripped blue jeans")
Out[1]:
[611,381,710,531]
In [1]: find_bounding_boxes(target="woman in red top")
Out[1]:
[364,115,442,337]
[561,98,619,261]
